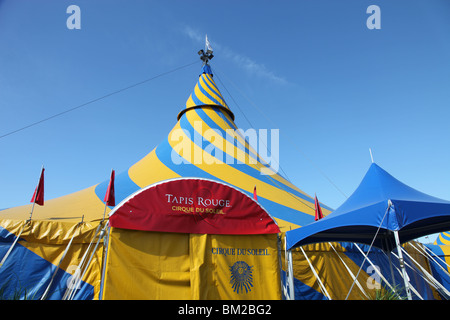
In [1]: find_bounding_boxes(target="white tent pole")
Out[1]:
[387,251,397,288]
[99,222,111,300]
[300,246,331,300]
[383,249,424,300]
[287,248,295,300]
[394,230,413,300]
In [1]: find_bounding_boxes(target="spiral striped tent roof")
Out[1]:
[0,63,327,231]
[0,60,333,299]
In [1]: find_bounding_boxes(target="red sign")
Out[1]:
[109,178,280,235]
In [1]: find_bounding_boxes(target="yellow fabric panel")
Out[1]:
[194,84,216,106]
[189,234,211,300]
[438,244,450,273]
[185,95,196,108]
[0,185,106,222]
[102,228,191,300]
[0,219,104,296]
[0,219,100,244]
[290,242,375,300]
[191,233,281,300]
[128,148,180,188]
[23,239,104,299]
[102,229,281,300]
[403,242,441,300]
[273,217,299,234]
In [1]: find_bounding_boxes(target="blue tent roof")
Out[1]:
[286,163,450,252]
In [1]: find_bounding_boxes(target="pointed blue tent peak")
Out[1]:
[285,162,450,252]
[201,64,213,76]
[350,162,448,205]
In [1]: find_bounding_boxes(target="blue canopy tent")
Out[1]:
[285,163,450,300]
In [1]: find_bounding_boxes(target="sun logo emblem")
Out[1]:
[229,261,253,294]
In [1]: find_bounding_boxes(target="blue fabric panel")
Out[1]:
[0,227,94,300]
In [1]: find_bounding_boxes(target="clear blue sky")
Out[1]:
[1,0,449,237]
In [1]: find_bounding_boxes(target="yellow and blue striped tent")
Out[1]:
[2,57,446,300]
[1,58,446,300]
[0,62,331,300]
[425,232,450,293]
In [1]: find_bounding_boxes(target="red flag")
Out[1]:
[253,185,258,201]
[314,194,323,221]
[30,168,45,206]
[104,170,115,206]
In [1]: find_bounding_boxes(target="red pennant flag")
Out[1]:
[30,168,45,206]
[253,185,258,201]
[104,170,115,206]
[314,194,323,221]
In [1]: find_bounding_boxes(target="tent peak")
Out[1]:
[177,50,234,121]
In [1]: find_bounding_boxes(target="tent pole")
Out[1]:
[276,235,284,300]
[286,248,295,300]
[399,246,450,299]
[385,236,397,288]
[394,230,412,300]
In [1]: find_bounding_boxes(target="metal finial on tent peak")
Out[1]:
[197,34,214,65]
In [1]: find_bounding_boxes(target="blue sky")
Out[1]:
[1,1,449,242]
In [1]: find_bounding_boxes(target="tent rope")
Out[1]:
[40,218,83,300]
[212,68,316,212]
[64,221,109,300]
[0,60,199,140]
[399,247,450,299]
[380,249,423,300]
[62,220,104,300]
[345,203,391,300]
[353,243,400,296]
[0,219,31,269]
[213,66,348,201]
[299,247,331,300]
[410,242,450,278]
[328,242,370,299]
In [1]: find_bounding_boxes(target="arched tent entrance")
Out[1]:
[100,178,281,300]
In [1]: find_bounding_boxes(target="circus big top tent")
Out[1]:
[0,49,332,300]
